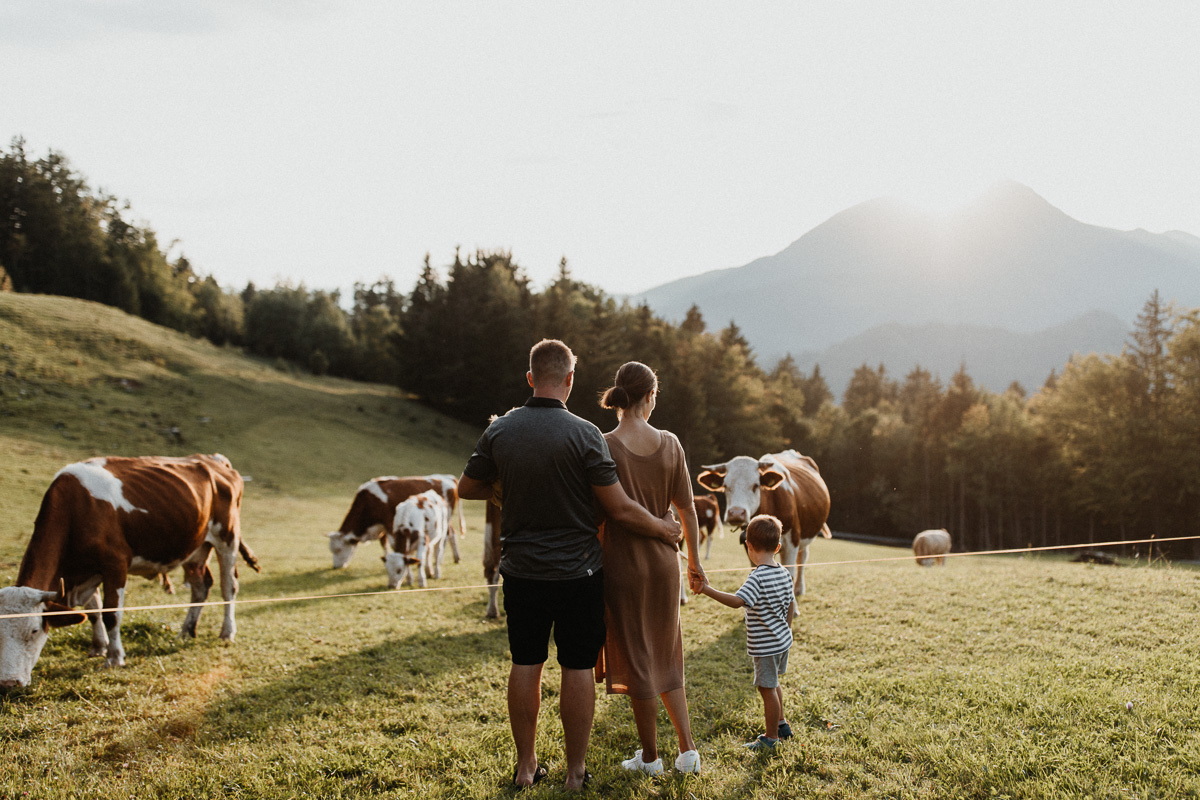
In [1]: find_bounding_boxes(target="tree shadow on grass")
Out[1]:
[146,625,506,747]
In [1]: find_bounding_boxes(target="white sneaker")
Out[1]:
[621,749,664,776]
[675,749,701,774]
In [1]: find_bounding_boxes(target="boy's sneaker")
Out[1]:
[742,734,779,751]
[777,721,794,740]
[621,749,664,776]
[674,749,701,774]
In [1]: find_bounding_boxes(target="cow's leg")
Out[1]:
[704,528,713,560]
[485,565,500,619]
[484,516,501,619]
[181,545,213,638]
[433,537,446,580]
[793,543,810,597]
[99,576,127,668]
[84,587,108,657]
[69,576,105,657]
[678,550,688,605]
[212,536,240,641]
[446,525,461,565]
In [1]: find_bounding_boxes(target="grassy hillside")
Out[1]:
[2,292,1199,799]
[0,292,479,556]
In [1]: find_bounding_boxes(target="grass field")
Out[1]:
[2,293,1199,799]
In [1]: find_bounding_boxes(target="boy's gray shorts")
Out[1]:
[752,649,789,688]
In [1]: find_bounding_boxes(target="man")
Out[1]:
[458,339,682,791]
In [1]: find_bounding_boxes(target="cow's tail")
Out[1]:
[820,522,832,539]
[238,539,262,573]
[456,496,467,539]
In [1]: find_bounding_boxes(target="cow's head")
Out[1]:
[327,522,387,569]
[0,586,86,688]
[327,531,358,569]
[696,455,788,533]
[387,501,427,589]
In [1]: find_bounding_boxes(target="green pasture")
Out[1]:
[2,293,1199,799]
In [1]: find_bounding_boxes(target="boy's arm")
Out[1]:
[786,598,795,626]
[699,580,746,609]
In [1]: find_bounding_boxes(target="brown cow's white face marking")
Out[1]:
[55,460,144,514]
[0,587,59,688]
[328,531,359,569]
[709,455,784,528]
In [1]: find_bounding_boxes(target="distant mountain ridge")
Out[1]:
[635,182,1200,395]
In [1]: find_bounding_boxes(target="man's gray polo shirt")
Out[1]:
[463,396,619,581]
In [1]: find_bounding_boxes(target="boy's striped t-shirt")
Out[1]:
[735,563,795,657]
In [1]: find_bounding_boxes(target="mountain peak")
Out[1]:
[966,180,1067,220]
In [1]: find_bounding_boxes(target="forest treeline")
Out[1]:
[3,139,1198,557]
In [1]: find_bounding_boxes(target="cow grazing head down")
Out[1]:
[327,525,385,569]
[696,455,787,534]
[0,587,86,689]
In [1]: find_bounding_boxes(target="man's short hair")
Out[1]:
[529,339,576,386]
[745,514,783,552]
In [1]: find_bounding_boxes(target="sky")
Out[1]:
[4,1,1199,300]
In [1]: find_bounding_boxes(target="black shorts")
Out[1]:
[502,570,606,670]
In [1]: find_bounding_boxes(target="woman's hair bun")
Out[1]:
[601,385,630,409]
[599,361,658,411]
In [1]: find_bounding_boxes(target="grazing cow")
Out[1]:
[327,475,465,568]
[913,529,952,566]
[696,449,831,596]
[693,494,723,560]
[483,500,502,619]
[0,454,259,687]
[386,490,449,589]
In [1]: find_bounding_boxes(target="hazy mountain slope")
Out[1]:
[790,310,1130,396]
[636,182,1200,389]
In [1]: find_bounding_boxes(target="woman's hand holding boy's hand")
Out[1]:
[687,560,706,594]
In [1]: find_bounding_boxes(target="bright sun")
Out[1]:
[900,185,971,217]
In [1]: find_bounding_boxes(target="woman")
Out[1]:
[595,361,706,775]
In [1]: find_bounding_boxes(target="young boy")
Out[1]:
[697,514,796,750]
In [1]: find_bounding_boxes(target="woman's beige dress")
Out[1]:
[595,430,692,698]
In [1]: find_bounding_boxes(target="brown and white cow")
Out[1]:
[696,449,831,596]
[326,474,465,568]
[693,494,723,560]
[482,500,502,619]
[386,490,449,589]
[0,454,259,687]
[913,528,952,566]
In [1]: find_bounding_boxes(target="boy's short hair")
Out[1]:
[745,514,783,551]
[529,339,576,386]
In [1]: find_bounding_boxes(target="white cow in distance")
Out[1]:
[913,529,952,566]
[386,490,449,589]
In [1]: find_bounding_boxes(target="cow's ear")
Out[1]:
[759,469,786,490]
[696,471,725,492]
[43,602,86,629]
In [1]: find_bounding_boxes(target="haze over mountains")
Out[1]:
[634,182,1200,396]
